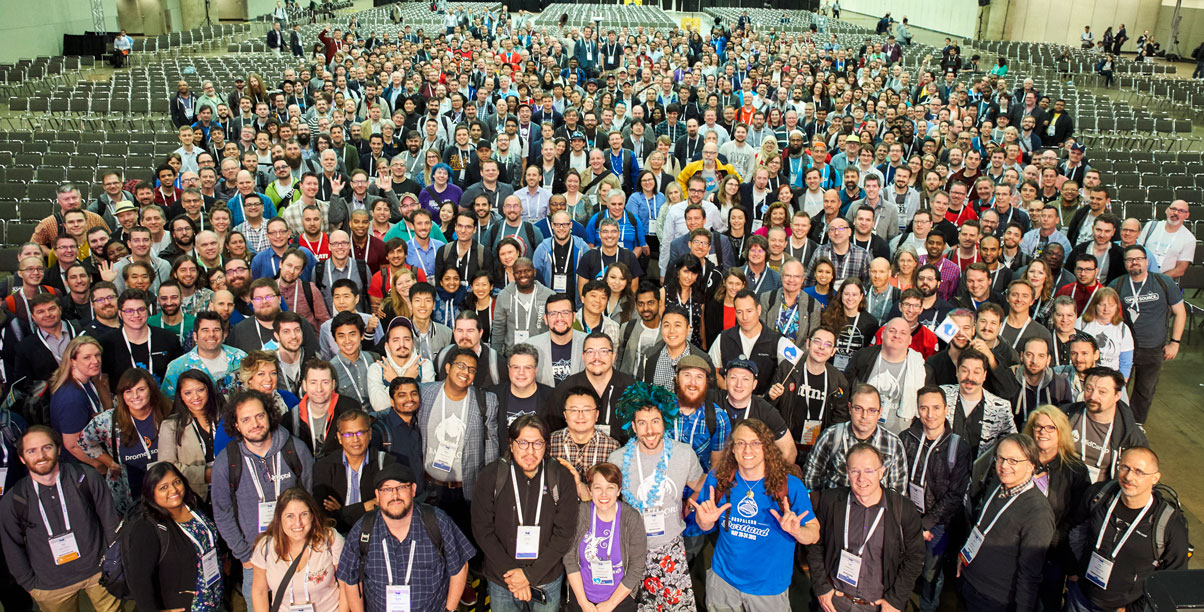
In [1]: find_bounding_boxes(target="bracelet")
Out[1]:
[1170,339,1181,344]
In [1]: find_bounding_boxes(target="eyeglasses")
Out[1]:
[1074,267,1096,273]
[244,202,263,208]
[251,295,277,304]
[1124,256,1147,263]
[1031,424,1058,434]
[546,309,573,318]
[850,405,882,415]
[848,468,882,478]
[1116,464,1156,478]
[20,266,45,273]
[121,307,148,316]
[995,456,1030,466]
[583,348,613,357]
[92,295,116,304]
[451,362,477,375]
[513,439,546,450]
[330,240,351,246]
[339,430,370,439]
[378,484,410,496]
[732,440,763,450]
[225,266,248,275]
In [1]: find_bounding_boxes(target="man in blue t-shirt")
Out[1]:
[694,419,819,607]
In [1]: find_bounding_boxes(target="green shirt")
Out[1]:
[148,312,196,347]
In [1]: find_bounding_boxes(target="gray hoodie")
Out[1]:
[211,426,314,561]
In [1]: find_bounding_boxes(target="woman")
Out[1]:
[713,175,742,233]
[379,268,416,327]
[1024,258,1056,324]
[105,239,130,263]
[1023,407,1091,612]
[437,200,458,238]
[602,263,637,323]
[803,258,836,307]
[753,201,791,237]
[960,433,1055,611]
[630,171,668,243]
[369,238,427,313]
[370,198,394,240]
[240,350,300,413]
[1076,288,1133,379]
[434,267,464,327]
[661,255,706,349]
[464,269,495,342]
[1048,296,1078,368]
[564,463,647,612]
[704,268,747,349]
[204,267,227,292]
[418,163,463,213]
[126,462,223,612]
[209,206,232,245]
[820,279,879,372]
[419,149,442,187]
[49,336,113,469]
[78,368,172,514]
[492,237,523,289]
[251,487,346,612]
[224,230,253,261]
[564,170,589,223]
[891,246,919,291]
[724,207,750,267]
[159,369,221,503]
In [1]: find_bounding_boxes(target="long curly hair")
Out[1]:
[711,419,799,515]
[614,382,679,433]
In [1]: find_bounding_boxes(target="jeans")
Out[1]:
[1129,346,1164,423]
[917,525,948,612]
[488,574,564,612]
[242,565,255,599]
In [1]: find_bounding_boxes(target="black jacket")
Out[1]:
[769,361,850,441]
[311,450,397,532]
[280,394,363,458]
[126,512,215,611]
[1061,401,1148,481]
[1068,240,1125,286]
[806,487,926,610]
[962,482,1056,610]
[899,425,973,531]
[925,344,1020,401]
[1035,454,1091,565]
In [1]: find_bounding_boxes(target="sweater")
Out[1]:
[961,482,1055,610]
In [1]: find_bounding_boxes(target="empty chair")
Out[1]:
[25,184,58,202]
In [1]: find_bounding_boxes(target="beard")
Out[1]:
[918,284,936,298]
[26,454,58,476]
[381,497,413,520]
[676,383,706,408]
[789,143,803,154]
[285,152,303,170]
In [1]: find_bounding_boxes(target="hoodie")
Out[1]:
[1010,366,1074,426]
[211,426,314,562]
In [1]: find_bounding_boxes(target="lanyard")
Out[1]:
[338,357,364,401]
[307,399,332,451]
[553,243,573,277]
[127,417,154,462]
[590,502,618,560]
[910,432,945,487]
[82,382,102,415]
[800,369,829,439]
[1009,317,1032,350]
[1079,414,1115,469]
[1094,494,1154,558]
[382,538,417,585]
[244,454,283,502]
[301,234,325,258]
[1128,277,1147,314]
[974,485,1023,535]
[514,291,537,334]
[36,473,72,536]
[843,495,885,556]
[122,327,152,371]
[290,549,312,604]
[511,463,545,526]
[675,411,702,446]
[178,508,217,553]
[746,266,767,293]
[842,313,861,353]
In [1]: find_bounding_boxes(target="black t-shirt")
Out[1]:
[550,341,573,384]
[723,397,789,439]
[577,247,643,282]
[505,392,539,426]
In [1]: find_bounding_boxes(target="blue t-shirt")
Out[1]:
[121,416,160,495]
[699,472,815,596]
[49,383,101,436]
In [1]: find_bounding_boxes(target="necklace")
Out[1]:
[622,438,673,512]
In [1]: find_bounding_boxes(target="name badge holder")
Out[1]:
[245,454,283,533]
[178,509,221,589]
[1085,494,1153,590]
[383,537,417,612]
[432,396,467,473]
[588,503,619,586]
[643,509,666,537]
[908,435,942,514]
[37,474,81,566]
[512,464,545,560]
[836,496,884,588]
[960,485,1021,565]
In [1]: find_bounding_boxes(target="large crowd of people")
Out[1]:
[0,4,1196,612]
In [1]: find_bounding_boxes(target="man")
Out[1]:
[277,248,329,331]
[806,443,925,612]
[1054,253,1104,314]
[525,293,585,388]
[250,217,317,281]
[1000,280,1054,351]
[1010,336,1073,425]
[637,305,713,388]
[850,206,892,261]
[902,387,973,612]
[330,170,400,232]
[1064,367,1149,483]
[484,195,543,257]
[471,415,577,609]
[768,326,852,458]
[314,230,372,312]
[111,227,172,293]
[312,409,397,532]
[212,389,314,595]
[408,283,454,362]
[161,311,247,397]
[319,280,381,361]
[617,282,662,375]
[743,236,782,296]
[955,263,1005,311]
[1069,215,1124,287]
[849,317,929,434]
[547,385,620,497]
[885,166,921,231]
[489,344,554,431]
[532,210,589,307]
[418,346,501,536]
[802,384,909,492]
[1068,447,1189,612]
[1020,206,1072,258]
[148,281,195,350]
[709,290,791,394]
[1117,218,1162,274]
[97,289,183,389]
[1109,245,1185,424]
[847,175,900,242]
[435,211,489,286]
[336,462,474,612]
[719,358,796,463]
[329,312,379,407]
[9,294,79,392]
[665,206,734,276]
[940,349,1017,458]
[806,217,871,287]
[918,233,960,302]
[1135,200,1194,280]
[659,175,722,277]
[493,258,553,357]
[1066,185,1110,246]
[230,278,320,354]
[549,331,636,442]
[434,312,505,388]
[0,427,122,612]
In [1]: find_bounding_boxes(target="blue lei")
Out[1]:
[622,438,674,513]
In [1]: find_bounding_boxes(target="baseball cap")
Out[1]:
[1070,143,1086,152]
[374,463,417,488]
[477,139,492,150]
[676,355,711,374]
[845,134,862,143]
[724,358,759,377]
[571,131,586,141]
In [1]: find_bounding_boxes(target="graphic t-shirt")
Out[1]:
[121,416,160,495]
[699,472,815,595]
[550,341,573,384]
[608,442,703,549]
[578,506,626,603]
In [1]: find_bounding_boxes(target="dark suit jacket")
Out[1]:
[229,316,320,356]
[311,449,397,532]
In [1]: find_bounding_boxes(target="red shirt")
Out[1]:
[1055,280,1102,314]
[297,232,331,262]
[875,324,939,359]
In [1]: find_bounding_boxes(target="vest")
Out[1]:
[717,327,781,395]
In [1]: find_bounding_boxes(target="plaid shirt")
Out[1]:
[549,428,620,476]
[806,243,872,287]
[417,382,499,501]
[918,255,961,302]
[665,404,732,474]
[235,219,270,254]
[801,422,909,493]
[335,505,476,612]
[280,198,331,235]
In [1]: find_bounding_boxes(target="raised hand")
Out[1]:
[377,174,392,192]
[769,496,804,537]
[768,382,785,400]
[330,174,345,194]
[688,486,730,528]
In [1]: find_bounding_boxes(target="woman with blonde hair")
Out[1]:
[49,335,114,468]
[78,368,173,513]
[380,266,416,325]
[1075,287,1133,379]
[239,349,301,411]
[1023,405,1091,612]
[250,487,346,612]
[1024,258,1057,323]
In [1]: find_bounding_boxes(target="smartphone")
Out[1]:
[530,586,548,604]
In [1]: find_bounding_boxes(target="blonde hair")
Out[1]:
[238,350,279,384]
[50,335,103,394]
[1023,405,1080,463]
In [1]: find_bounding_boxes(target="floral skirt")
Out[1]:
[638,536,695,612]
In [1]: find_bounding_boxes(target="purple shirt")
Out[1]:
[578,504,625,604]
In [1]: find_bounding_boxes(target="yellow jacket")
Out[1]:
[676,159,741,194]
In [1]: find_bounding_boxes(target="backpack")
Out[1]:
[357,504,444,584]
[1088,480,1188,564]
[492,456,562,505]
[225,437,306,524]
[99,514,171,600]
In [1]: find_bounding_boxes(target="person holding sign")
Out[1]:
[337,463,475,612]
[126,462,223,612]
[768,326,851,467]
[694,419,820,610]
[806,443,925,612]
[0,425,121,612]
[958,433,1054,612]
[1066,447,1189,612]
[563,462,647,612]
[472,415,577,612]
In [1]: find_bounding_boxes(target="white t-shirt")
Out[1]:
[1138,221,1195,273]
